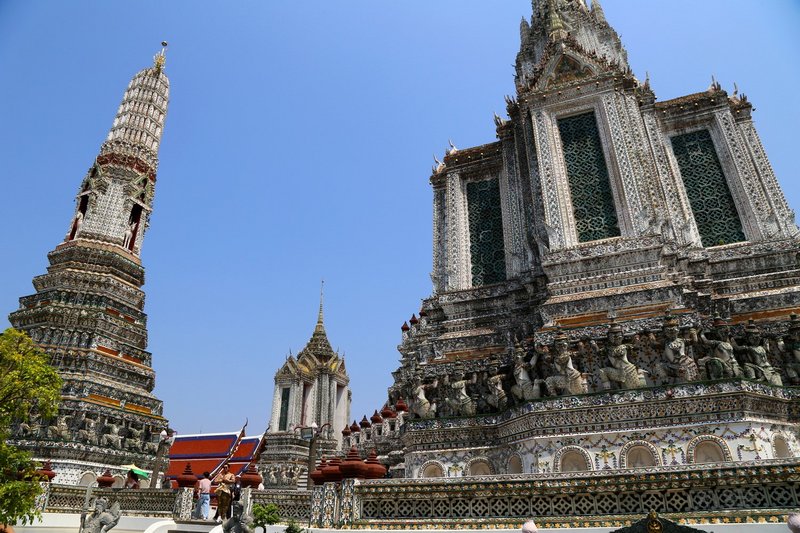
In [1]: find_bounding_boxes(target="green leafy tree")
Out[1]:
[251,503,280,533]
[0,328,62,529]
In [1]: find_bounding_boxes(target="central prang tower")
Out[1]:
[9,46,171,486]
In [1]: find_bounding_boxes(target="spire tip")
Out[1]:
[318,279,325,325]
[154,41,168,71]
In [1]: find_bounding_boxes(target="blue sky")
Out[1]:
[1,1,798,435]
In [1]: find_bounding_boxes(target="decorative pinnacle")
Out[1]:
[317,279,325,326]
[547,0,567,39]
[591,0,607,24]
[154,41,168,71]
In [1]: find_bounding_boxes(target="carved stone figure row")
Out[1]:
[13,412,161,453]
[402,314,799,419]
[263,463,305,486]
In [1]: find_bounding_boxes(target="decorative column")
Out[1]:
[737,119,798,238]
[712,108,768,241]
[432,186,447,293]
[444,171,471,289]
[269,384,282,432]
[531,109,571,249]
[498,125,526,276]
[640,104,698,245]
[599,92,645,235]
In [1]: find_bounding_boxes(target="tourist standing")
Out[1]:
[193,472,212,520]
[124,470,140,489]
[213,465,236,521]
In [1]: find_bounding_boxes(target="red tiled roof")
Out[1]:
[169,433,239,459]
[231,436,261,461]
[166,458,221,478]
[166,431,264,481]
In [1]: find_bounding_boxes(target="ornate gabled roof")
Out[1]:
[276,354,300,379]
[517,0,629,90]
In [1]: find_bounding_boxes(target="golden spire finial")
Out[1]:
[154,41,168,71]
[318,279,325,325]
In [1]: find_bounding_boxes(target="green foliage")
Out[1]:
[0,328,62,528]
[284,520,305,533]
[0,441,44,527]
[251,503,281,532]
[0,328,62,426]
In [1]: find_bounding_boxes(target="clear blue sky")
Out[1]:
[1,1,798,436]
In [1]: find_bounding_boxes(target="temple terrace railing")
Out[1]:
[251,489,312,521]
[38,484,311,521]
[310,459,800,530]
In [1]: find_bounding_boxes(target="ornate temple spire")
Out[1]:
[316,279,325,331]
[9,44,171,483]
[101,42,170,172]
[517,0,629,87]
[298,283,336,362]
[63,43,170,256]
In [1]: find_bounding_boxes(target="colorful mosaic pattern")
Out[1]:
[321,482,339,528]
[671,129,746,247]
[558,111,620,242]
[467,178,506,286]
[339,478,357,527]
[310,486,324,526]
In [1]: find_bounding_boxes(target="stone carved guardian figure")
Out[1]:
[697,315,742,380]
[444,370,477,416]
[79,497,121,533]
[778,314,800,385]
[734,320,783,386]
[15,420,33,438]
[411,376,438,419]
[78,414,98,445]
[485,368,509,411]
[46,416,70,441]
[510,342,542,402]
[655,312,699,384]
[222,501,253,533]
[545,329,588,396]
[598,322,647,390]
[101,422,123,449]
[126,423,143,452]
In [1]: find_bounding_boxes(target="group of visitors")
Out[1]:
[193,464,241,521]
